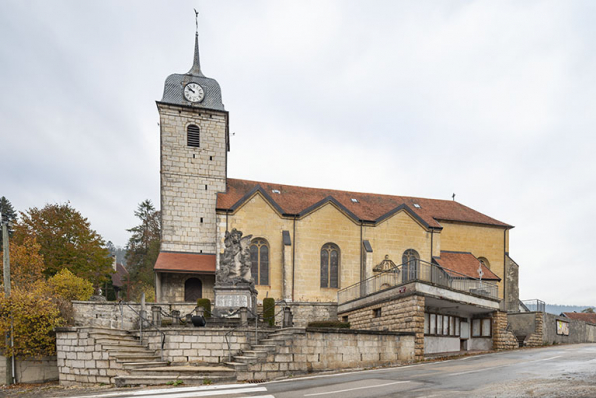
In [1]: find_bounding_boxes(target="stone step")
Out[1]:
[114,374,237,388]
[113,353,161,361]
[232,355,259,364]
[95,337,141,345]
[224,362,248,371]
[103,345,151,352]
[127,365,236,378]
[90,331,137,339]
[242,350,268,359]
[251,344,277,353]
[87,328,132,336]
[121,361,169,369]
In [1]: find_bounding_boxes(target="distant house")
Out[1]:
[561,312,596,325]
[111,261,129,300]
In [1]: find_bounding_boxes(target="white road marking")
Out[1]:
[68,386,267,398]
[526,355,562,363]
[303,381,410,396]
[76,384,253,398]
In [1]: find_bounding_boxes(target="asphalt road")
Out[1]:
[5,344,595,398]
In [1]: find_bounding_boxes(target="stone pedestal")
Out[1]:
[213,284,258,318]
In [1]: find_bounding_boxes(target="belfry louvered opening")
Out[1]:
[187,124,200,147]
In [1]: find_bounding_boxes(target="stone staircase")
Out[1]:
[81,326,302,387]
[225,328,305,380]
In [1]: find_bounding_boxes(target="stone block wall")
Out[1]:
[140,328,275,364]
[340,294,425,360]
[274,302,338,327]
[524,313,544,347]
[55,327,115,386]
[492,311,518,350]
[73,301,198,329]
[237,328,416,381]
[0,356,58,385]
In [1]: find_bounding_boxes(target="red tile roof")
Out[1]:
[433,251,501,281]
[562,312,596,324]
[216,178,512,229]
[154,252,216,273]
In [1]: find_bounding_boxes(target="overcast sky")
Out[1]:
[1,1,594,306]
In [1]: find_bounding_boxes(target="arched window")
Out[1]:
[478,257,490,270]
[184,277,203,302]
[402,249,420,282]
[250,238,269,285]
[187,124,200,147]
[320,243,340,288]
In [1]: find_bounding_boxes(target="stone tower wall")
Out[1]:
[158,103,227,254]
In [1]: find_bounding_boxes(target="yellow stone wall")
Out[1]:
[294,203,362,302]
[219,196,509,303]
[438,221,508,299]
[224,193,293,300]
[364,211,434,278]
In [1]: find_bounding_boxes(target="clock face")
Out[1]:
[184,83,204,103]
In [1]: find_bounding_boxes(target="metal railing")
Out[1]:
[338,260,499,305]
[520,299,545,313]
[224,299,288,362]
[119,301,166,361]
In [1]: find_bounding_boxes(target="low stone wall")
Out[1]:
[274,301,338,327]
[73,301,198,329]
[0,356,58,385]
[237,328,416,381]
[55,327,114,386]
[139,328,276,364]
[508,312,596,346]
[339,294,425,360]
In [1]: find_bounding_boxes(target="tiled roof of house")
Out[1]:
[154,252,216,273]
[216,178,512,229]
[433,251,501,281]
[111,263,129,287]
[561,312,596,324]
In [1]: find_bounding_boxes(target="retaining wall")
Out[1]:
[508,312,596,346]
[140,328,276,364]
[0,356,58,385]
[273,301,338,327]
[237,328,416,381]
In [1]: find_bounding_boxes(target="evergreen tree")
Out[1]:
[125,200,161,288]
[0,196,17,247]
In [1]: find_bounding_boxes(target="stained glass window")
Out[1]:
[321,243,340,288]
[249,238,269,286]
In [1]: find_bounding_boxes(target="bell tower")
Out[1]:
[156,18,229,257]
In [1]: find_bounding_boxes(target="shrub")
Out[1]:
[0,283,65,357]
[48,268,93,301]
[307,320,350,329]
[197,298,211,318]
[263,298,275,327]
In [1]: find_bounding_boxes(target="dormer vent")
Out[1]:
[272,189,281,194]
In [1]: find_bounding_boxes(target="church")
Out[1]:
[153,27,520,318]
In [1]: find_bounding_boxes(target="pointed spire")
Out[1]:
[188,9,204,76]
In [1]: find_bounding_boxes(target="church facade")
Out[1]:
[153,30,520,315]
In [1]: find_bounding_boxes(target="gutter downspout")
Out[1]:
[503,228,507,307]
[292,216,296,301]
[360,221,363,283]
[430,228,434,259]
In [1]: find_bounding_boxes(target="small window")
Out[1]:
[342,316,348,323]
[272,189,281,194]
[424,313,430,334]
[373,308,382,318]
[472,319,481,337]
[478,257,491,270]
[413,203,421,208]
[351,198,359,203]
[482,319,492,337]
[449,317,455,336]
[430,314,437,335]
[187,124,200,147]
[443,316,449,335]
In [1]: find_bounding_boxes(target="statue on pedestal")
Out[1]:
[216,229,254,286]
[214,228,258,318]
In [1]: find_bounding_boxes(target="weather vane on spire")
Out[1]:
[194,8,199,35]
